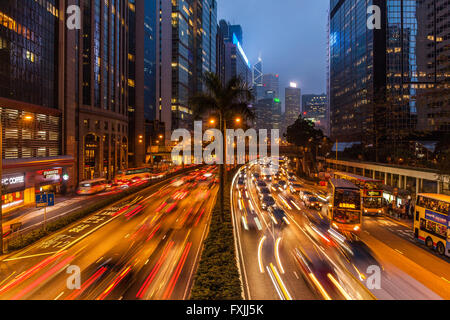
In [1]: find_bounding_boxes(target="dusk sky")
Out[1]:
[218,0,329,103]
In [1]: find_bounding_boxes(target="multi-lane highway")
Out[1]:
[231,158,449,300]
[231,159,374,300]
[0,167,218,300]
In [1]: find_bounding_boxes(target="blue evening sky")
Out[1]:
[218,0,329,100]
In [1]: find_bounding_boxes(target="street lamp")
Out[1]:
[235,117,242,124]
[209,118,216,125]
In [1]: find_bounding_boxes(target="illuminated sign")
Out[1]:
[290,82,297,88]
[232,33,250,68]
[338,203,356,209]
[2,174,25,193]
[366,190,382,197]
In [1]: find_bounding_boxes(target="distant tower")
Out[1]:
[253,57,264,101]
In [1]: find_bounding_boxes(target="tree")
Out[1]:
[285,117,325,175]
[189,72,253,221]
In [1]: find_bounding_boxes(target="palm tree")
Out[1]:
[190,72,253,221]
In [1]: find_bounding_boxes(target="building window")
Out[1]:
[37,147,47,157]
[49,131,59,141]
[5,109,18,120]
[49,148,59,157]
[22,147,32,158]
[22,129,32,140]
[37,114,47,122]
[36,131,47,140]
[84,119,89,128]
[5,128,18,139]
[5,147,18,159]
[50,116,59,126]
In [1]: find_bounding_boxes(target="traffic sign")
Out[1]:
[36,193,55,208]
[47,193,55,206]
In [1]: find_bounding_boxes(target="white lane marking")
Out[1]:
[293,271,299,280]
[54,292,64,300]
[395,249,404,255]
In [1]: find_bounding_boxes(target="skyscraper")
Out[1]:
[263,74,280,100]
[229,24,243,44]
[285,84,302,130]
[329,0,448,153]
[171,0,217,130]
[73,0,132,181]
[329,0,386,146]
[220,20,251,86]
[302,94,328,134]
[253,58,265,101]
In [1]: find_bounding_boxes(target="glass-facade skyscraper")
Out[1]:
[329,0,448,153]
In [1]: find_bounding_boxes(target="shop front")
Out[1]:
[2,156,74,213]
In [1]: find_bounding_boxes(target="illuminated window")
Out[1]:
[5,147,18,159]
[37,147,47,158]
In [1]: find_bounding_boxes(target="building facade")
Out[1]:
[329,0,449,153]
[220,20,252,86]
[302,94,328,134]
[284,85,302,131]
[0,0,75,212]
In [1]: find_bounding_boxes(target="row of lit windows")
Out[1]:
[4,129,59,141]
[0,109,59,125]
[4,146,59,159]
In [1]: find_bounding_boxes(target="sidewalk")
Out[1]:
[2,194,91,233]
[383,212,414,229]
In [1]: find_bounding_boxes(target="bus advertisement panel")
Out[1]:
[414,194,450,257]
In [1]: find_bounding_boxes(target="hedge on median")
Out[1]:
[190,169,242,300]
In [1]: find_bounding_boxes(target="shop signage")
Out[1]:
[1,174,25,193]
[35,168,62,187]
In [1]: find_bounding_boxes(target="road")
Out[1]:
[291,167,449,300]
[231,160,373,300]
[0,167,218,300]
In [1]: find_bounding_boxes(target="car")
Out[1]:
[252,173,260,181]
[305,196,324,211]
[261,196,275,210]
[256,180,267,188]
[258,187,271,199]
[268,206,288,226]
[278,180,288,190]
[300,191,313,201]
[290,183,303,194]
[237,178,245,188]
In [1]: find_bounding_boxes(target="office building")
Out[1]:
[302,94,328,134]
[0,0,73,212]
[219,20,251,86]
[285,84,302,130]
[263,74,280,100]
[329,0,449,151]
[253,58,265,101]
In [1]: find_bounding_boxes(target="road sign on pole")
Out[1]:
[35,193,55,208]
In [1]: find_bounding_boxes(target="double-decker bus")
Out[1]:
[333,172,384,216]
[414,194,450,257]
[326,179,362,232]
[115,167,152,183]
